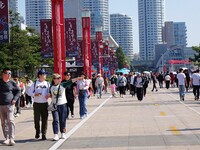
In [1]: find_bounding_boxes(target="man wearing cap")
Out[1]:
[0,68,20,146]
[28,70,50,140]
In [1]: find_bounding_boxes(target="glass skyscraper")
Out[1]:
[64,0,109,37]
[110,13,134,59]
[25,0,52,32]
[9,0,18,13]
[138,0,165,61]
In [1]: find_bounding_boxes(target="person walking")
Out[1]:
[61,72,78,119]
[0,68,20,146]
[130,72,136,96]
[110,74,117,97]
[91,74,97,96]
[191,69,200,100]
[95,74,104,98]
[76,73,90,119]
[134,73,144,101]
[165,73,171,89]
[117,72,127,98]
[25,77,33,107]
[28,70,50,140]
[48,73,67,141]
[151,73,158,92]
[142,73,149,97]
[177,68,187,101]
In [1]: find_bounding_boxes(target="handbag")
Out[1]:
[48,85,60,111]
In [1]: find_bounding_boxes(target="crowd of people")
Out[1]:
[0,67,200,146]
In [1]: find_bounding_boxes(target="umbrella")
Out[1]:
[143,71,150,74]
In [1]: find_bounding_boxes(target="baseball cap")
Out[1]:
[37,70,46,77]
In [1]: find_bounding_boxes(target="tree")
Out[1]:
[190,46,200,67]
[0,11,53,77]
[116,47,126,69]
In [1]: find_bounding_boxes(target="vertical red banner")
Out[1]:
[0,0,9,44]
[82,17,91,77]
[91,40,99,67]
[65,18,78,57]
[75,40,84,66]
[96,31,103,74]
[40,19,53,58]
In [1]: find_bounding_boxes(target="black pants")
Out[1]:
[15,97,21,114]
[33,102,48,135]
[136,87,143,101]
[193,85,200,99]
[130,84,135,95]
[66,97,74,117]
[26,94,32,105]
[152,82,158,91]
[166,81,170,89]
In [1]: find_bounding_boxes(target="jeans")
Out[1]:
[52,104,67,134]
[178,85,185,98]
[33,102,48,135]
[97,84,103,98]
[78,90,88,117]
[0,105,15,139]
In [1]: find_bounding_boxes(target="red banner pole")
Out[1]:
[51,0,66,78]
[96,31,103,75]
[82,11,91,78]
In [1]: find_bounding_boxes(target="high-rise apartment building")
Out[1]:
[64,0,83,37]
[110,13,134,58]
[25,0,52,32]
[162,21,187,48]
[9,0,18,13]
[138,0,165,61]
[64,0,109,37]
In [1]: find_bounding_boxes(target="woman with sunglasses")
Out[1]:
[48,73,67,141]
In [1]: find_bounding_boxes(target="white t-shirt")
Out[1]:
[50,84,67,105]
[165,75,171,81]
[177,73,186,85]
[28,80,50,103]
[191,73,200,86]
[135,77,143,88]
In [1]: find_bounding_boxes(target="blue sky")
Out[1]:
[18,0,200,53]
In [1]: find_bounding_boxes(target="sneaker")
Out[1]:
[182,97,184,101]
[85,113,88,117]
[80,116,84,119]
[42,134,47,140]
[2,139,10,145]
[71,115,74,118]
[15,113,20,117]
[9,139,15,146]
[61,133,66,139]
[53,134,59,141]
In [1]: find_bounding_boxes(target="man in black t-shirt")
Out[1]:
[62,72,77,119]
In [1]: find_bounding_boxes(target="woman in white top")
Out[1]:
[48,73,67,141]
[76,73,90,119]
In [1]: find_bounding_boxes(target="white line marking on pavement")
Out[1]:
[48,96,112,150]
[169,94,200,116]
[154,115,176,118]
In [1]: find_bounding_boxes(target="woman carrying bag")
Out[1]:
[48,73,67,141]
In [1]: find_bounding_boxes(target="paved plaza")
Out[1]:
[1,85,200,150]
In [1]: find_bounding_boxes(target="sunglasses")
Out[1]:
[3,71,11,75]
[53,77,61,79]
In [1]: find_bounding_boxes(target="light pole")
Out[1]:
[51,0,66,78]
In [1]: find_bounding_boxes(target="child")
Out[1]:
[110,83,117,97]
